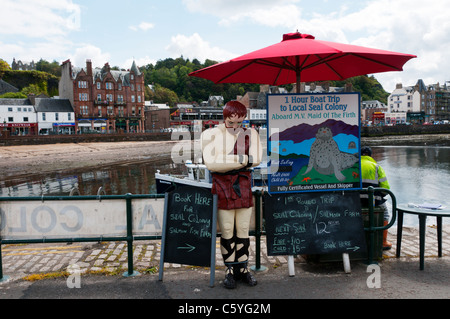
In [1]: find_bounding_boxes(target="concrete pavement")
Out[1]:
[1,225,449,300]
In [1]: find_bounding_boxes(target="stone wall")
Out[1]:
[0,132,172,146]
[362,124,450,136]
[1,124,449,146]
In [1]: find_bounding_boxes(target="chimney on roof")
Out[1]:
[28,93,36,105]
[86,59,93,77]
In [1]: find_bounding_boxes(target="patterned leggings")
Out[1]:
[217,207,252,264]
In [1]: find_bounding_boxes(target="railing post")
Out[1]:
[251,191,266,272]
[367,186,375,265]
[0,243,9,282]
[123,193,139,277]
[0,244,3,281]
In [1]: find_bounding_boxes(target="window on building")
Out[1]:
[97,82,101,89]
[23,117,28,122]
[98,106,102,117]
[80,105,88,115]
[8,117,13,122]
[131,95,135,102]
[8,107,12,112]
[68,113,71,121]
[55,113,59,121]
[107,106,113,115]
[79,93,88,101]
[42,113,46,121]
[78,81,87,88]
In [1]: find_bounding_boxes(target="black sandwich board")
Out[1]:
[264,191,366,256]
[159,185,217,287]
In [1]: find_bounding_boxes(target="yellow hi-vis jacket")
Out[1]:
[361,155,390,205]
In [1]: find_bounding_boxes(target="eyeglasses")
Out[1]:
[225,119,243,128]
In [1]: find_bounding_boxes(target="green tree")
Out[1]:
[21,83,47,95]
[0,58,11,78]
[331,75,389,103]
[36,59,61,77]
[0,92,27,98]
[145,84,179,106]
[140,57,391,105]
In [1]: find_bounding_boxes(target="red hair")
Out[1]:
[223,101,247,119]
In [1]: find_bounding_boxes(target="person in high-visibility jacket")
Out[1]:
[360,146,392,250]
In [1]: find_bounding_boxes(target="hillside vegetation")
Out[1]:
[1,57,389,104]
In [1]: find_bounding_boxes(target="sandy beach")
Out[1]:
[0,140,182,179]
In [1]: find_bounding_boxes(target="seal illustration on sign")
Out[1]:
[303,127,358,181]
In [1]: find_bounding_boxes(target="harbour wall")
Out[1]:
[1,125,449,146]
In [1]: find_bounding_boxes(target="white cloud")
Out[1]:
[122,56,156,70]
[0,0,81,38]
[183,0,450,88]
[0,37,74,64]
[0,0,82,65]
[129,22,155,32]
[182,0,295,14]
[69,45,111,68]
[183,0,302,28]
[166,33,236,62]
[337,0,450,88]
[218,5,302,29]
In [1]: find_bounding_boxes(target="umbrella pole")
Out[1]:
[295,61,301,93]
[296,71,301,93]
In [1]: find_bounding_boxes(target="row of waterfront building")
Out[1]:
[1,58,449,136]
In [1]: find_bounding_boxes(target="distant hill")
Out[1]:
[330,75,389,103]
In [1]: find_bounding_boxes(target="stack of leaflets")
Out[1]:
[408,203,445,210]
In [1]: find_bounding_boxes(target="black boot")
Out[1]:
[234,237,257,286]
[223,264,236,289]
[220,236,235,263]
[221,237,237,289]
[233,262,257,286]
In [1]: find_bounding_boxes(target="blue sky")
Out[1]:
[1,0,449,92]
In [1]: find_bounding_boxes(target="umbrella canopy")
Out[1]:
[189,32,416,92]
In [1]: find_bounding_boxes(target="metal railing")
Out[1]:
[0,187,395,281]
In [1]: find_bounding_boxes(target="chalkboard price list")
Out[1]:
[264,192,366,256]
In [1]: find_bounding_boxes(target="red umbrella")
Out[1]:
[189,32,416,92]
